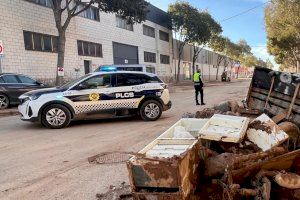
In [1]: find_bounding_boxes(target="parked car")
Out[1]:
[0,73,46,109]
[18,71,172,129]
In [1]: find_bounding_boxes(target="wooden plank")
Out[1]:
[252,87,300,106]
[230,149,298,184]
[133,192,182,200]
[264,76,275,109]
[246,73,254,107]
[287,83,300,118]
[250,92,300,113]
[237,107,261,115]
[272,110,288,124]
[261,149,300,171]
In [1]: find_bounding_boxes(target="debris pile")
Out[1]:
[183,100,244,119]
[125,67,300,199]
[126,111,300,200]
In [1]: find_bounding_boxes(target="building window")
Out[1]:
[116,15,133,31]
[160,54,170,64]
[24,0,52,7]
[23,31,58,53]
[159,30,169,42]
[77,5,100,21]
[77,40,103,57]
[143,25,155,38]
[144,52,156,63]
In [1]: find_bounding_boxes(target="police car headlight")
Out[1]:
[29,94,41,101]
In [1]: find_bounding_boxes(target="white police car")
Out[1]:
[18,71,171,129]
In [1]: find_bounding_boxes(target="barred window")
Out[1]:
[23,31,58,53]
[159,30,169,42]
[77,5,100,21]
[143,25,155,38]
[160,54,170,64]
[24,0,52,7]
[77,40,103,57]
[116,15,133,31]
[144,52,156,63]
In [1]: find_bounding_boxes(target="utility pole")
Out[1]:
[0,58,2,73]
[0,40,3,73]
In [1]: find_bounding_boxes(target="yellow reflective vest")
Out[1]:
[193,72,201,82]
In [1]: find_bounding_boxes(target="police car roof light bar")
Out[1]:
[99,66,117,72]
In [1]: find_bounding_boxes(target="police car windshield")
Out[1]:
[59,74,91,89]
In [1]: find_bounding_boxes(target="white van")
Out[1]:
[96,65,156,74]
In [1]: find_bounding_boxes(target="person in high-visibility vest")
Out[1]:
[193,69,205,106]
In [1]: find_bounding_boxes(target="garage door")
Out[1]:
[113,42,139,65]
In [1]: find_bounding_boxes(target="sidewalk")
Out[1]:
[168,79,250,93]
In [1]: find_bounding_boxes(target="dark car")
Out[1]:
[0,73,46,109]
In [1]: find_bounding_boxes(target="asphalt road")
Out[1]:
[0,80,250,200]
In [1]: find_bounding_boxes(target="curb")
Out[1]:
[0,109,19,118]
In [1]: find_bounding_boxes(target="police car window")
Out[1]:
[117,74,151,86]
[150,76,163,83]
[3,75,19,83]
[146,67,155,74]
[117,67,142,72]
[61,74,91,89]
[18,75,36,84]
[83,74,111,89]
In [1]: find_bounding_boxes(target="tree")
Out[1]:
[266,59,275,69]
[236,39,253,78]
[257,58,268,68]
[50,0,149,85]
[168,2,200,82]
[225,40,242,77]
[208,35,229,80]
[189,11,222,75]
[239,55,258,78]
[265,0,300,73]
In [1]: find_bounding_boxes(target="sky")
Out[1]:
[148,0,277,68]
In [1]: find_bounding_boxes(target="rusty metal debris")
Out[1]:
[123,67,300,199]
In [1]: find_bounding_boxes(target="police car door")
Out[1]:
[113,73,149,110]
[66,74,116,117]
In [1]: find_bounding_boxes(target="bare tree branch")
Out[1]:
[62,0,72,12]
[72,1,94,17]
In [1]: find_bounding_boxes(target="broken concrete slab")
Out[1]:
[247,114,289,151]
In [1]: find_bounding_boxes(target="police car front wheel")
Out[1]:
[41,104,71,129]
[140,100,162,121]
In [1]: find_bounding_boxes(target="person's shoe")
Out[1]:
[201,103,206,105]
[196,102,200,105]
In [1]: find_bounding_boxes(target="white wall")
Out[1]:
[0,0,173,84]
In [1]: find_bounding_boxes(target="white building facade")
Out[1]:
[0,0,174,84]
[0,0,230,84]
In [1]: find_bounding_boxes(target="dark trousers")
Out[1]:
[194,86,204,104]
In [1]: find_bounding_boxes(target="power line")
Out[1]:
[220,1,270,22]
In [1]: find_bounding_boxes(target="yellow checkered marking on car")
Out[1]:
[74,98,143,114]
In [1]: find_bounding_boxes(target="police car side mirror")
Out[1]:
[76,83,89,90]
[36,81,44,86]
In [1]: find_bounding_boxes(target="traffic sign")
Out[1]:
[57,67,64,77]
[0,40,3,55]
